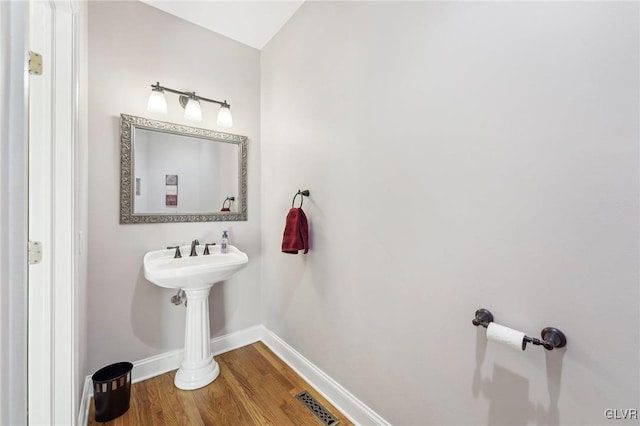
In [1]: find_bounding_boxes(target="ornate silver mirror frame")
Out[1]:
[120,114,248,224]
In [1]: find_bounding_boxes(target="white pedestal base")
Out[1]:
[174,356,219,390]
[174,286,219,390]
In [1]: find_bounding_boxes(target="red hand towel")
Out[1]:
[281,208,309,254]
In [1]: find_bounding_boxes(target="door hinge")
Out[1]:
[28,51,43,75]
[28,241,42,265]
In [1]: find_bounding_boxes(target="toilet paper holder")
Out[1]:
[472,308,567,350]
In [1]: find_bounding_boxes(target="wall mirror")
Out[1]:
[120,114,247,223]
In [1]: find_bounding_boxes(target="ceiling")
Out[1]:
[140,1,306,50]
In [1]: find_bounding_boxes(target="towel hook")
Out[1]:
[221,196,235,211]
[292,190,310,208]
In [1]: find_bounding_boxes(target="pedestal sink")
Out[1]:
[143,244,248,390]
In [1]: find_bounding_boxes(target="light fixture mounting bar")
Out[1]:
[151,82,230,108]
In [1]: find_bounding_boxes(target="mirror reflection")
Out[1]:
[133,128,239,214]
[120,114,247,224]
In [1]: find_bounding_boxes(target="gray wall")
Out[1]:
[87,1,261,374]
[261,2,639,425]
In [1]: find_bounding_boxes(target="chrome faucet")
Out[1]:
[167,246,182,258]
[190,239,199,256]
[203,243,216,255]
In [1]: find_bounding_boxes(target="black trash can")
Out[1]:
[92,362,133,422]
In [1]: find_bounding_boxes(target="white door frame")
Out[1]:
[0,1,29,425]
[28,0,82,424]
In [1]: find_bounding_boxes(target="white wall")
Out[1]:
[133,129,150,212]
[261,2,639,425]
[87,1,261,375]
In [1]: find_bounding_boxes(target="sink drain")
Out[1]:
[295,391,339,426]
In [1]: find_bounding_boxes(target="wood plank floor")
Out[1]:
[88,342,353,425]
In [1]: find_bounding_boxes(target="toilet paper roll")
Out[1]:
[486,322,526,351]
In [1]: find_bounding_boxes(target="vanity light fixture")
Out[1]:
[147,85,168,114]
[147,82,233,127]
[183,96,202,122]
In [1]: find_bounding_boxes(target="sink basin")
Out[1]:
[143,244,248,390]
[144,244,248,289]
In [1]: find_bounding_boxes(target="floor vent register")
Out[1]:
[295,391,339,426]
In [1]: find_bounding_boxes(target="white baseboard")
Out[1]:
[260,326,389,426]
[79,325,387,426]
[130,346,183,384]
[211,324,264,358]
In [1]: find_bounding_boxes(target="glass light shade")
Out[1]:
[147,90,167,114]
[216,105,233,127]
[184,98,202,122]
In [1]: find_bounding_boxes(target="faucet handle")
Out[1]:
[190,239,200,257]
[203,243,216,255]
[166,246,182,258]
